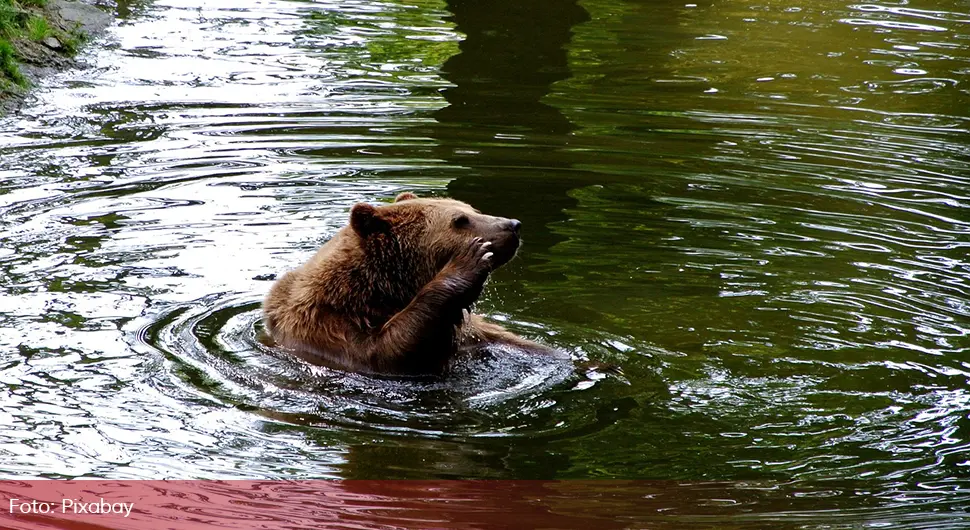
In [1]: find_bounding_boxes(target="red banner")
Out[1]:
[0,480,771,529]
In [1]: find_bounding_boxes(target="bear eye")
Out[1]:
[453,215,470,228]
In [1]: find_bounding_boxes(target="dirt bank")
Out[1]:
[0,0,112,114]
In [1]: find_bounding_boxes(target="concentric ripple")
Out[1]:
[139,293,614,439]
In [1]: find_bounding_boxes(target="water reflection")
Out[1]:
[434,0,584,134]
[432,0,589,259]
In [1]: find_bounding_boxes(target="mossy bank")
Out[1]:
[0,0,111,113]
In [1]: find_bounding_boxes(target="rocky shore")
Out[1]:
[0,0,111,114]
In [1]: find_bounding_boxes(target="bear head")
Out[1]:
[348,192,522,282]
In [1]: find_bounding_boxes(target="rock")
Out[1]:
[50,0,113,35]
[43,37,62,50]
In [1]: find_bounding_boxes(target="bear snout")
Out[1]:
[488,231,520,267]
[506,219,522,233]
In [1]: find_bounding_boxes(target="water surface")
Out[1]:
[1,0,969,527]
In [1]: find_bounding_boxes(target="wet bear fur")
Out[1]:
[262,192,556,376]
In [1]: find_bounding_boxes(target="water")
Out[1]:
[1,0,969,526]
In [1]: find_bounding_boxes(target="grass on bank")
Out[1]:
[0,0,31,88]
[26,14,51,41]
[0,39,24,85]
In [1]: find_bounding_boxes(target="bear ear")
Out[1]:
[350,203,390,237]
[394,192,418,202]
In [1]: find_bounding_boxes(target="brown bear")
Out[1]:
[262,192,558,376]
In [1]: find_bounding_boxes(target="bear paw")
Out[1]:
[449,237,494,279]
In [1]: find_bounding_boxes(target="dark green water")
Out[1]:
[1,0,969,526]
